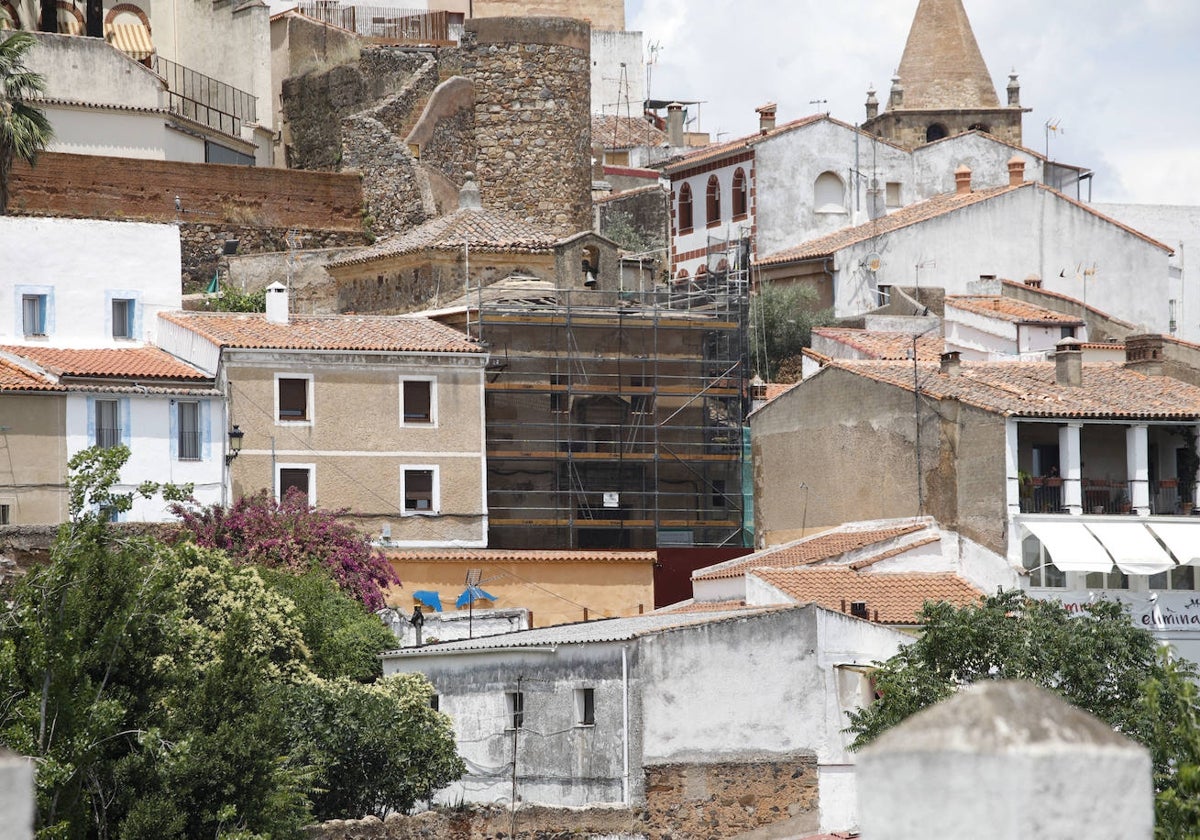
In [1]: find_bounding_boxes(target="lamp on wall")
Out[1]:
[226,425,245,465]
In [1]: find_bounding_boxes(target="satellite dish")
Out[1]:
[863,253,883,272]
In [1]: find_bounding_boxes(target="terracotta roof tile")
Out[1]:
[328,206,560,268]
[763,382,798,402]
[657,599,751,613]
[594,183,664,205]
[695,524,928,581]
[387,548,656,564]
[999,280,1138,329]
[2,346,209,380]
[946,295,1085,325]
[0,357,60,391]
[822,358,1200,419]
[754,566,983,624]
[159,312,484,354]
[592,113,667,149]
[812,328,944,361]
[848,536,941,570]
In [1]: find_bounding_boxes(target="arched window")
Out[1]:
[678,183,693,233]
[706,175,721,226]
[0,2,21,28]
[925,123,949,142]
[731,168,748,219]
[814,171,845,213]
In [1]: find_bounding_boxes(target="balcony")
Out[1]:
[1019,478,1195,516]
[153,55,256,139]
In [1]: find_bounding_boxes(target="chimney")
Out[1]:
[865,86,879,120]
[666,102,685,148]
[458,171,482,210]
[1007,71,1021,107]
[954,164,972,195]
[1055,338,1083,387]
[850,601,870,620]
[1124,335,1165,376]
[265,281,289,325]
[940,350,961,377]
[1023,273,1042,289]
[756,102,777,134]
[1007,155,1026,187]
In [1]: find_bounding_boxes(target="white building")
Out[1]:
[2,216,182,348]
[384,604,908,835]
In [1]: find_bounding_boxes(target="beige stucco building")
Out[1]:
[157,290,490,546]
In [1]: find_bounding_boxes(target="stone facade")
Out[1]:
[465,17,592,237]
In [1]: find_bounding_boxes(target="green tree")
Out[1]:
[846,591,1200,835]
[0,31,53,214]
[749,282,834,381]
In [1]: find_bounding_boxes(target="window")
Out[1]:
[276,375,311,423]
[400,378,434,425]
[705,175,721,227]
[177,401,200,461]
[885,182,902,208]
[814,172,845,213]
[677,183,693,233]
[429,694,440,711]
[925,123,949,143]
[1060,326,1077,339]
[402,467,437,515]
[731,168,748,219]
[1150,565,1196,591]
[22,294,47,336]
[111,298,134,339]
[95,399,121,449]
[507,691,525,730]
[1021,535,1066,588]
[575,688,595,726]
[276,464,315,504]
[0,504,9,525]
[1085,569,1129,591]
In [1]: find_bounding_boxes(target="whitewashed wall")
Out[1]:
[2,217,182,347]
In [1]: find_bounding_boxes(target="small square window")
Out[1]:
[507,691,525,730]
[178,401,200,461]
[278,377,309,421]
[95,399,121,449]
[885,181,902,208]
[22,294,46,336]
[112,298,134,339]
[402,379,433,424]
[279,468,311,501]
[0,504,9,525]
[403,468,435,513]
[575,687,595,726]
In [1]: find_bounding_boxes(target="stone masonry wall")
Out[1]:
[8,153,363,230]
[465,17,592,237]
[180,223,369,293]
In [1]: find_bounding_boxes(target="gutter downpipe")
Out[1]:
[622,644,630,805]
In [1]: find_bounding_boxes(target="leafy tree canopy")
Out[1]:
[846,591,1200,838]
[749,282,834,381]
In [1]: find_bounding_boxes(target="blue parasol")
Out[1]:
[456,586,497,609]
[412,590,443,612]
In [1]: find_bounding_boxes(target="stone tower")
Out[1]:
[862,0,1028,149]
[465,16,593,237]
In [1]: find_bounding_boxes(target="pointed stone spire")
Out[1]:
[892,0,999,110]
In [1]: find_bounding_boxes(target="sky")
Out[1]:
[626,0,1200,206]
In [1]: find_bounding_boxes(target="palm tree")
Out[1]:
[0,31,53,214]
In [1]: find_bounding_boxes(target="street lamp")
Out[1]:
[225,425,245,465]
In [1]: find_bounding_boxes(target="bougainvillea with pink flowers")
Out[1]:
[172,489,400,611]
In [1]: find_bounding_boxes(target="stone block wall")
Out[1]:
[465,17,592,237]
[180,224,369,293]
[8,153,364,231]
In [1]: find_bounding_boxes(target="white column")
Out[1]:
[1126,424,1150,516]
[1005,419,1021,517]
[1060,422,1083,515]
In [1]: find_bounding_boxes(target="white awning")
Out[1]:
[1022,520,1113,573]
[1148,522,1200,566]
[1085,522,1175,575]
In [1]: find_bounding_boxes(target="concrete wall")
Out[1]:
[912,132,1044,199]
[590,29,643,115]
[466,17,592,237]
[25,32,163,109]
[38,104,204,162]
[0,751,33,840]
[0,394,68,525]
[9,152,364,230]
[224,350,488,545]
[1,216,181,347]
[63,392,225,521]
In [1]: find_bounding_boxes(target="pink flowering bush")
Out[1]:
[171,489,400,611]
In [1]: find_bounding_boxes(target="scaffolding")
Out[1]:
[470,236,752,549]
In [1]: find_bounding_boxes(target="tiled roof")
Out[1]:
[385,606,795,656]
[763,382,798,402]
[822,358,1200,419]
[848,536,941,570]
[159,312,484,354]
[694,524,928,581]
[594,183,664,205]
[592,113,667,149]
[999,280,1138,329]
[756,184,1020,265]
[754,566,983,625]
[0,357,60,391]
[656,599,751,613]
[946,295,1085,325]
[812,328,944,361]
[2,346,209,380]
[664,114,825,171]
[387,548,656,564]
[327,206,560,268]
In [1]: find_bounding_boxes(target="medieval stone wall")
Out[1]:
[464,17,592,237]
[180,224,368,293]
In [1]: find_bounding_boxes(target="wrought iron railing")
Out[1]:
[293,1,452,42]
[153,55,256,137]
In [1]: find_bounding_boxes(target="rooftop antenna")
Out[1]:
[809,98,828,114]
[645,40,661,102]
[1044,118,1063,160]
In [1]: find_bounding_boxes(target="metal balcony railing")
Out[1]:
[153,55,257,137]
